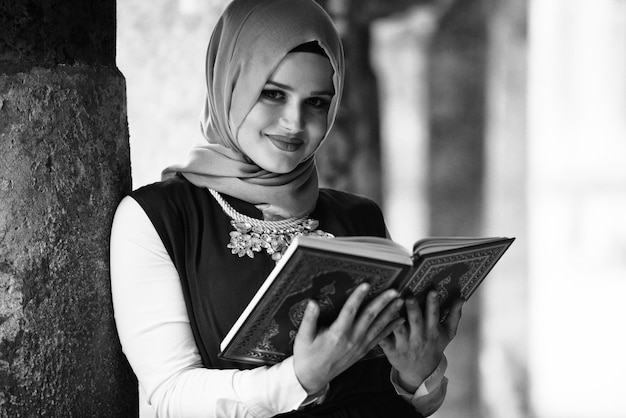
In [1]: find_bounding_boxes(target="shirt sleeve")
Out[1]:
[390,356,449,416]
[110,196,310,418]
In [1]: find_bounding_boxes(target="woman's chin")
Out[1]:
[257,154,305,174]
[263,163,299,174]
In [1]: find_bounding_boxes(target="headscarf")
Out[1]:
[162,0,345,218]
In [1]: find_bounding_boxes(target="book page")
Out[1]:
[298,235,411,264]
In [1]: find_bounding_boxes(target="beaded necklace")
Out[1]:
[209,188,334,261]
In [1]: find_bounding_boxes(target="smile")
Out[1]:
[266,134,304,152]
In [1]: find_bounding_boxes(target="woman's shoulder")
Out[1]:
[131,174,193,197]
[318,188,382,212]
[129,174,209,218]
[317,188,386,237]
[130,174,201,205]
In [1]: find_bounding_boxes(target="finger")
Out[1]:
[390,319,409,349]
[332,283,371,330]
[404,297,424,340]
[365,299,404,344]
[379,317,406,341]
[297,299,319,344]
[377,318,405,352]
[443,298,464,340]
[425,291,441,337]
[378,336,392,352]
[353,289,400,338]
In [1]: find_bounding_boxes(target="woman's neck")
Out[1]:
[255,203,296,221]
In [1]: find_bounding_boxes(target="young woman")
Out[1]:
[110,0,463,416]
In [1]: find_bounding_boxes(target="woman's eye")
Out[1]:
[306,97,330,109]
[260,89,285,102]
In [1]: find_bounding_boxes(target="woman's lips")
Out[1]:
[266,134,304,152]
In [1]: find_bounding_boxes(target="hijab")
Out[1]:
[162,0,345,218]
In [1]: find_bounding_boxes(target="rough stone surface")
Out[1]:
[0,0,116,70]
[0,65,136,417]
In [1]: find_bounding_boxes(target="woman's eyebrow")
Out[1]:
[266,80,334,96]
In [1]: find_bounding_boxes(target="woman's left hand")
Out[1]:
[379,291,464,392]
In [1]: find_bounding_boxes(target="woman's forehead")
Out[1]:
[266,52,335,95]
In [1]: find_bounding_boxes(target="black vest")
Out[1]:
[131,174,421,418]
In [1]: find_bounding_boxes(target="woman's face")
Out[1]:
[236,52,335,174]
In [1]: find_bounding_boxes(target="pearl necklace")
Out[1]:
[208,188,334,261]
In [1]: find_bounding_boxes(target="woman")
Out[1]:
[110,0,463,416]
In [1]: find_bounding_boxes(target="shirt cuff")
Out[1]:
[236,356,310,416]
[299,383,330,408]
[390,355,448,398]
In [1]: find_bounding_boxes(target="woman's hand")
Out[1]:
[379,291,464,392]
[292,283,405,395]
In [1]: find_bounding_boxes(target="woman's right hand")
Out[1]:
[292,283,405,395]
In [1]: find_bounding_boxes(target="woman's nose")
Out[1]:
[279,103,303,132]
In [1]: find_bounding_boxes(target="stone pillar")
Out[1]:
[316,0,383,204]
[0,1,136,416]
[427,0,488,416]
[482,0,529,416]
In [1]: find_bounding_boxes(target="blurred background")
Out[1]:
[116,0,626,417]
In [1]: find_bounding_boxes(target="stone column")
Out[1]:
[482,0,529,416]
[427,0,488,416]
[0,1,136,416]
[316,0,384,204]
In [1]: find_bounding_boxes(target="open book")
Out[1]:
[219,235,514,365]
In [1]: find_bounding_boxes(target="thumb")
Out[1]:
[296,300,319,344]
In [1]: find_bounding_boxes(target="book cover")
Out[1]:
[219,235,514,365]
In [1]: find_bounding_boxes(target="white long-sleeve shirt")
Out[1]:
[110,196,448,417]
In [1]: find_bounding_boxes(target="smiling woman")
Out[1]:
[237,51,334,174]
[110,0,464,417]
